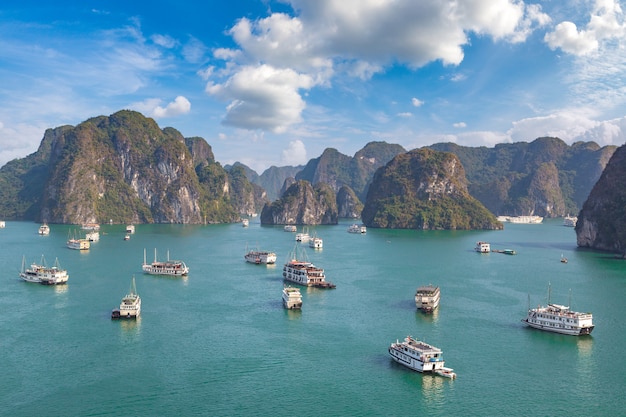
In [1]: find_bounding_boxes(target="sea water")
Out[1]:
[1,219,624,416]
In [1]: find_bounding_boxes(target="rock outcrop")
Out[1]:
[336,185,363,218]
[576,144,626,256]
[362,148,502,230]
[260,180,338,225]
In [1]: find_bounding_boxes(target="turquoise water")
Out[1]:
[1,219,624,416]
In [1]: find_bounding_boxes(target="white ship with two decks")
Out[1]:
[111,276,141,319]
[19,255,69,285]
[388,336,456,379]
[244,246,277,264]
[522,286,594,336]
[142,248,189,277]
[38,223,50,235]
[282,246,335,288]
[415,285,440,313]
[282,286,303,309]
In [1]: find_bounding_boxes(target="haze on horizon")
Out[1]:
[1,0,626,173]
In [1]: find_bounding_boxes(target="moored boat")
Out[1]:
[126,224,135,233]
[81,223,100,231]
[244,247,277,264]
[112,276,141,319]
[284,225,297,232]
[388,336,455,378]
[86,231,100,242]
[295,227,310,242]
[67,230,90,250]
[563,215,577,227]
[38,223,50,235]
[475,241,490,253]
[309,235,323,249]
[496,215,543,224]
[282,246,335,288]
[521,285,594,336]
[19,255,69,285]
[348,224,366,234]
[415,285,440,313]
[241,218,249,227]
[142,248,189,276]
[282,286,302,309]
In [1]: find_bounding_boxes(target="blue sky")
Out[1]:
[1,0,626,173]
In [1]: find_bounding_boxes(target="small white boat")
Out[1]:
[86,231,100,242]
[112,276,141,319]
[38,223,50,235]
[19,255,69,285]
[282,286,302,310]
[124,234,131,241]
[309,235,323,249]
[388,336,455,378]
[284,225,297,232]
[348,224,366,234]
[81,223,100,231]
[521,285,594,336]
[67,230,90,250]
[142,248,189,276]
[496,215,543,224]
[0,220,5,228]
[126,224,135,233]
[475,241,490,253]
[563,215,577,227]
[295,227,310,243]
[242,218,249,227]
[244,246,277,264]
[415,285,440,313]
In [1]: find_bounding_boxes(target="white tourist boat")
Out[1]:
[282,286,303,310]
[415,285,440,313]
[67,230,90,250]
[81,223,100,231]
[0,220,5,228]
[111,276,141,319]
[126,224,135,233]
[496,215,543,224]
[86,231,100,242]
[283,246,335,288]
[475,241,490,253]
[244,246,277,264]
[295,227,310,242]
[284,225,297,232]
[309,235,323,249]
[38,223,50,235]
[348,224,366,234]
[142,248,189,276]
[522,286,594,336]
[388,336,456,379]
[19,255,69,285]
[241,218,249,227]
[563,215,577,227]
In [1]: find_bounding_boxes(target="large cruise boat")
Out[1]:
[522,286,594,336]
[563,215,577,227]
[244,248,277,264]
[67,231,90,250]
[415,285,440,313]
[19,255,69,285]
[347,224,366,234]
[282,286,303,309]
[283,246,335,288]
[388,336,456,379]
[142,248,189,276]
[308,235,323,249]
[111,277,141,319]
[497,215,543,224]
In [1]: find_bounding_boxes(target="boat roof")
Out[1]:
[416,285,439,293]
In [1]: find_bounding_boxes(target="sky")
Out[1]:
[1,0,626,174]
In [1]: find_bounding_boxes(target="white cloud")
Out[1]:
[151,34,178,49]
[544,0,626,56]
[281,139,307,165]
[207,0,550,133]
[182,36,208,63]
[206,65,315,132]
[411,98,424,107]
[152,96,191,118]
[453,122,467,128]
[397,112,413,118]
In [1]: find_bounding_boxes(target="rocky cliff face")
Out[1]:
[336,185,363,218]
[362,148,502,230]
[576,144,626,256]
[430,137,616,217]
[260,180,338,225]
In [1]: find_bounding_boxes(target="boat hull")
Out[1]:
[522,319,594,336]
[388,346,445,373]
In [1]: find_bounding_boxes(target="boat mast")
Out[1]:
[547,282,552,304]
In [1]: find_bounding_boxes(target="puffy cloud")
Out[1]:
[207,65,315,132]
[281,139,307,165]
[151,34,178,48]
[152,96,191,118]
[545,0,626,56]
[453,122,467,128]
[207,0,550,133]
